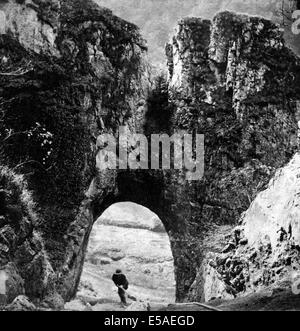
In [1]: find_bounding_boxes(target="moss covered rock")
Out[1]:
[0,166,55,304]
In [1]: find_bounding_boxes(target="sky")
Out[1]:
[95,0,299,67]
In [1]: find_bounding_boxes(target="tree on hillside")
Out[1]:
[144,73,173,135]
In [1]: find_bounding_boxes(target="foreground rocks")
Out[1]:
[5,295,36,311]
[165,289,300,311]
[0,167,56,306]
[200,154,300,301]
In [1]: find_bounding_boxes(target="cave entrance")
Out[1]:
[78,202,176,310]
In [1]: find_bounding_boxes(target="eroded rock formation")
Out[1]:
[0,166,55,305]
[0,0,299,307]
[166,12,300,301]
[201,153,300,301]
[0,0,147,305]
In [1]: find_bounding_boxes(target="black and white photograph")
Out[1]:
[0,0,300,317]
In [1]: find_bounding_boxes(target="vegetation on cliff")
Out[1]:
[0,166,54,305]
[0,0,146,272]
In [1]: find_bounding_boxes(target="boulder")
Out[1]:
[109,251,126,262]
[126,301,150,311]
[0,263,24,306]
[64,299,86,311]
[41,292,65,310]
[6,295,36,311]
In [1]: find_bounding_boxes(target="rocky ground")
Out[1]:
[5,287,300,311]
[165,290,300,311]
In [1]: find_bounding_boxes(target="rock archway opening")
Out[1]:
[77,202,176,310]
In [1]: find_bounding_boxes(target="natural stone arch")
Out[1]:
[61,169,199,303]
[113,170,200,302]
[33,7,300,306]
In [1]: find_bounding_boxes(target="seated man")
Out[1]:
[112,269,129,306]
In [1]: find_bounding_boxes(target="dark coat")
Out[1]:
[112,273,129,290]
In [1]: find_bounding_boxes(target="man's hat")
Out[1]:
[116,269,122,274]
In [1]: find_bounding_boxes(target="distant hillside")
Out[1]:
[99,202,165,232]
[95,0,300,68]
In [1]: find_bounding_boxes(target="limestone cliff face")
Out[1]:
[166,12,300,302]
[0,167,55,305]
[201,154,300,301]
[0,0,147,306]
[166,17,211,90]
[209,11,298,118]
[0,0,60,56]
